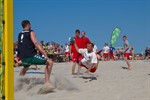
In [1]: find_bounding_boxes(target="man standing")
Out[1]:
[103,43,110,61]
[18,20,53,84]
[70,29,82,75]
[64,43,70,62]
[81,31,91,48]
[120,35,131,70]
[109,45,115,60]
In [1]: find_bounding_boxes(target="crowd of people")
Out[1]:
[14,33,150,68]
[14,38,150,68]
[14,42,150,66]
[14,41,66,66]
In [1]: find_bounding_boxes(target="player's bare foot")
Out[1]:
[128,67,132,70]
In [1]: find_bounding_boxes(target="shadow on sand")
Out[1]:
[81,76,97,81]
[122,66,128,70]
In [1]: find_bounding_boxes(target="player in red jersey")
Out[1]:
[70,29,82,75]
[81,31,91,48]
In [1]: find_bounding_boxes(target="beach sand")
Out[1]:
[14,60,150,100]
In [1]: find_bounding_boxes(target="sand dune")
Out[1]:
[14,61,150,100]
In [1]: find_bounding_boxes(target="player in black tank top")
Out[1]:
[18,20,53,85]
[18,30,37,58]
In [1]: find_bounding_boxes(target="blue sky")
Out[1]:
[14,0,150,53]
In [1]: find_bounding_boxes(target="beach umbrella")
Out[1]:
[110,27,121,46]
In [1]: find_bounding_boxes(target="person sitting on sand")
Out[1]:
[18,20,53,84]
[74,40,99,75]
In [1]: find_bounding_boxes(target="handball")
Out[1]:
[68,37,75,42]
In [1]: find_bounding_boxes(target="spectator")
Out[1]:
[145,47,150,59]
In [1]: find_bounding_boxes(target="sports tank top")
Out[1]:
[18,30,37,58]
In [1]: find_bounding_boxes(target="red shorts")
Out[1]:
[72,53,82,63]
[65,52,70,56]
[80,63,97,73]
[124,53,130,59]
[109,53,114,58]
[103,53,109,57]
[109,53,113,56]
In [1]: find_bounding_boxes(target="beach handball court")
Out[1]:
[14,60,150,100]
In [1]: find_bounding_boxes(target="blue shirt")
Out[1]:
[109,46,115,53]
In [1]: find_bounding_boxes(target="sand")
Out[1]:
[14,60,150,100]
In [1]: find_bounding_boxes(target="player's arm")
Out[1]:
[113,47,115,51]
[30,31,47,57]
[87,38,91,44]
[114,47,116,54]
[74,41,79,53]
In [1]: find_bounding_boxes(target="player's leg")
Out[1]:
[71,53,78,75]
[30,55,53,84]
[20,56,35,75]
[71,53,76,75]
[32,55,53,84]
[35,65,40,70]
[112,53,115,60]
[19,67,29,75]
[45,59,53,84]
[66,53,70,62]
[72,62,76,75]
[107,53,110,61]
[77,54,82,75]
[124,54,131,70]
[65,52,68,62]
[81,63,98,73]
[103,54,105,61]
[77,62,82,75]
